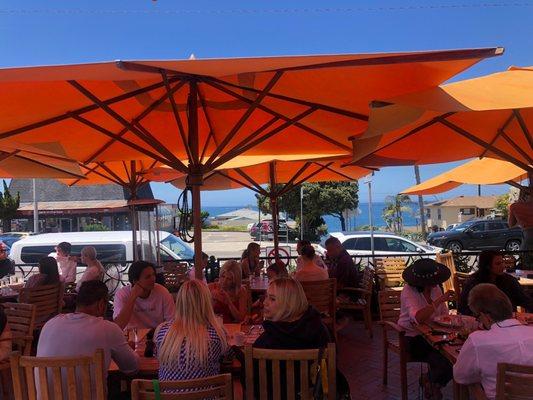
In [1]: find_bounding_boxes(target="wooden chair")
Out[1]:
[375,258,405,289]
[244,343,336,400]
[10,348,106,400]
[495,362,533,400]
[453,272,471,301]
[163,270,188,293]
[300,279,337,340]
[436,252,456,292]
[378,290,411,400]
[131,374,233,399]
[1,302,35,355]
[18,282,64,329]
[336,268,374,338]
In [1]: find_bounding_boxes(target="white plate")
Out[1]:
[433,315,476,328]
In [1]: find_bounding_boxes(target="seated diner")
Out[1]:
[208,260,247,323]
[114,260,175,330]
[37,281,139,394]
[294,244,329,282]
[241,242,264,278]
[459,250,533,315]
[454,283,533,400]
[76,246,105,291]
[24,256,62,289]
[265,259,288,281]
[295,239,327,271]
[398,259,455,399]
[155,279,228,382]
[50,241,77,284]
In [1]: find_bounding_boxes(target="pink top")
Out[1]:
[397,285,449,337]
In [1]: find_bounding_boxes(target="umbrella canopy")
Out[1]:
[146,156,372,254]
[350,66,533,173]
[0,47,502,274]
[401,157,529,195]
[0,142,84,179]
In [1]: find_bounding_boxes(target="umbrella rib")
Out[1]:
[209,108,317,171]
[498,129,533,165]
[0,150,21,163]
[479,113,515,159]
[351,114,450,163]
[205,79,351,154]
[82,80,187,165]
[161,71,192,162]
[198,86,218,162]
[232,168,268,194]
[71,114,184,173]
[96,162,129,187]
[0,77,180,141]
[276,162,314,196]
[512,109,533,151]
[215,170,263,194]
[290,162,335,190]
[314,162,361,181]
[205,71,284,167]
[72,163,123,187]
[14,154,86,179]
[205,76,368,121]
[69,80,189,173]
[437,118,533,173]
[122,161,132,183]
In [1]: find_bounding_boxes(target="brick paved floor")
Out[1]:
[337,320,455,400]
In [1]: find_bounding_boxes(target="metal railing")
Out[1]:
[12,249,532,300]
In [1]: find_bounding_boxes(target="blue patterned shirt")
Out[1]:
[155,322,226,381]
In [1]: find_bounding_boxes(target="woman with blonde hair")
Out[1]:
[155,280,228,381]
[76,246,105,291]
[208,260,248,323]
[241,242,264,278]
[254,277,329,349]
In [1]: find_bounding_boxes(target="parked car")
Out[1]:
[445,223,459,231]
[0,232,31,255]
[250,219,289,240]
[316,231,442,257]
[10,231,194,267]
[426,219,522,252]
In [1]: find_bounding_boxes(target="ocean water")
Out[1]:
[203,203,420,232]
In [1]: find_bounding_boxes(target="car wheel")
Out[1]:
[505,240,521,251]
[446,241,463,253]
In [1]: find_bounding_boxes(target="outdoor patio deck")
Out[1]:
[337,320,454,400]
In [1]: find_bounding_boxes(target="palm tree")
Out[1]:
[382,194,413,233]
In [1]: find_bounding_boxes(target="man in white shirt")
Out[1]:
[454,283,533,400]
[114,260,175,329]
[49,241,77,283]
[37,280,138,397]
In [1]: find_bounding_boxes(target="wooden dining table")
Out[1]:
[0,287,19,303]
[416,312,533,400]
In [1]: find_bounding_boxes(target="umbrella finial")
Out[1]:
[189,53,196,60]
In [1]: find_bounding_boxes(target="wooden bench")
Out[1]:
[375,258,405,289]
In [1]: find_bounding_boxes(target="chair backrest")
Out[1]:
[496,362,533,400]
[163,270,188,293]
[375,258,405,288]
[299,279,336,319]
[10,348,106,400]
[244,343,336,400]
[18,282,64,329]
[131,374,233,400]
[378,290,402,322]
[242,280,253,315]
[502,255,516,270]
[453,272,471,300]
[1,302,36,355]
[436,252,456,292]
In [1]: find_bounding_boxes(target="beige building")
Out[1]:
[425,195,499,229]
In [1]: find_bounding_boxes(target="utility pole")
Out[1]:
[414,166,426,238]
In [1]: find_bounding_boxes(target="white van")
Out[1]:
[10,231,194,266]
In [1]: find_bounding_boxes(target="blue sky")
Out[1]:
[1,1,531,206]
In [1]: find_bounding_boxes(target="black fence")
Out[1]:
[12,249,532,300]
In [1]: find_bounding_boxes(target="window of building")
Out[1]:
[460,208,475,215]
[426,208,431,219]
[437,208,442,220]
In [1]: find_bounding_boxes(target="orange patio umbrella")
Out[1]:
[350,66,533,174]
[0,142,84,179]
[146,156,372,254]
[0,48,502,275]
[401,157,529,195]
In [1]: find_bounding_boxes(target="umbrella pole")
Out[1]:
[269,162,279,259]
[190,176,203,279]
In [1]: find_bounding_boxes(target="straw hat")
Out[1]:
[402,259,451,287]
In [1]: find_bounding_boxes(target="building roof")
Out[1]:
[425,195,498,209]
[214,208,271,221]
[9,179,153,203]
[17,200,131,216]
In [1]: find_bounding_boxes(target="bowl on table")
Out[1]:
[433,314,477,329]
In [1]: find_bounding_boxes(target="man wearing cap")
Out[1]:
[49,241,77,284]
[0,242,14,279]
[398,259,456,400]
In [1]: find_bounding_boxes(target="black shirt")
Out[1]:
[0,258,15,279]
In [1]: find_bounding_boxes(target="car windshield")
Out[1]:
[452,221,477,232]
[160,233,194,259]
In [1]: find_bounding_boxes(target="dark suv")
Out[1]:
[427,220,523,252]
